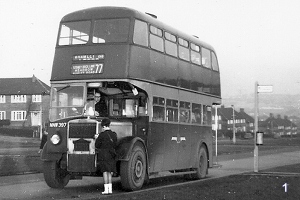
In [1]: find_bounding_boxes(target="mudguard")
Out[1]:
[116,136,147,161]
[192,140,208,166]
[41,142,63,161]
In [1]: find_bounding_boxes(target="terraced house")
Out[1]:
[0,76,50,130]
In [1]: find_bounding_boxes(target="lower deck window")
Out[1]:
[153,106,165,121]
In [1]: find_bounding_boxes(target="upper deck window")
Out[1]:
[165,32,177,57]
[150,25,164,52]
[92,18,130,43]
[133,20,148,46]
[191,43,201,65]
[212,52,219,71]
[202,47,211,69]
[59,21,91,46]
[178,38,189,61]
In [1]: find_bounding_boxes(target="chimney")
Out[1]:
[32,74,37,82]
[240,108,245,113]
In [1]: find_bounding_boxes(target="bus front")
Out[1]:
[41,7,149,190]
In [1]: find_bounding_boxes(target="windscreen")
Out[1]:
[49,85,84,121]
[58,19,130,45]
[58,21,91,45]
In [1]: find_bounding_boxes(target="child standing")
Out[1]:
[95,118,117,194]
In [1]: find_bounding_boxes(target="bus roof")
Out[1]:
[61,6,215,52]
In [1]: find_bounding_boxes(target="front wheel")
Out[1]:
[43,160,70,189]
[191,146,208,179]
[120,144,147,191]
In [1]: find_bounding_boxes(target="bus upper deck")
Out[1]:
[51,6,220,98]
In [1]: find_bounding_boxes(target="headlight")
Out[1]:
[50,134,61,145]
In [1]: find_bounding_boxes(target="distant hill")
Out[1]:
[222,94,300,119]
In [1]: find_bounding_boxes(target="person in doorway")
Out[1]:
[95,118,117,195]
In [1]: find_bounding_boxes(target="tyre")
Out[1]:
[120,144,147,191]
[191,146,208,179]
[43,160,70,188]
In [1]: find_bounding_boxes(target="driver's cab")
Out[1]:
[49,81,147,121]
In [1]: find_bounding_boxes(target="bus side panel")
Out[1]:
[211,71,221,96]
[177,124,192,169]
[129,46,179,87]
[128,46,150,80]
[177,60,191,90]
[191,64,211,93]
[162,123,179,171]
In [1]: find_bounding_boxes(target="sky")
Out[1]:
[0,0,300,97]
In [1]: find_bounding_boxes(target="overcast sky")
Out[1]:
[0,0,299,97]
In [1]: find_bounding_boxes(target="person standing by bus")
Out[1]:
[95,118,117,195]
[38,124,48,154]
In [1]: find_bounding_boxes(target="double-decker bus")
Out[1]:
[41,6,221,191]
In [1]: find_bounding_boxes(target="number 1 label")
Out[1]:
[282,183,288,193]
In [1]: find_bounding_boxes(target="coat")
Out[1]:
[95,129,117,173]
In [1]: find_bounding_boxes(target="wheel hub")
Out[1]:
[135,160,143,178]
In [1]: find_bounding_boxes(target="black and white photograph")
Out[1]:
[0,0,300,199]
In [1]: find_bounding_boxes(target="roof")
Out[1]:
[212,106,241,120]
[0,76,50,95]
[61,6,214,50]
[264,116,297,127]
[238,110,254,123]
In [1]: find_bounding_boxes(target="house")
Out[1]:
[0,75,50,130]
[261,113,298,136]
[212,105,254,138]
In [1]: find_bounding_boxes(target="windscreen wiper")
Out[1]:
[57,85,70,92]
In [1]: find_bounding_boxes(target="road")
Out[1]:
[1,146,300,200]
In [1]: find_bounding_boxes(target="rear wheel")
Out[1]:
[191,146,208,179]
[120,144,146,191]
[43,160,70,188]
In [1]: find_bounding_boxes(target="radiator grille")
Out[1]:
[69,123,96,138]
[73,139,90,151]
